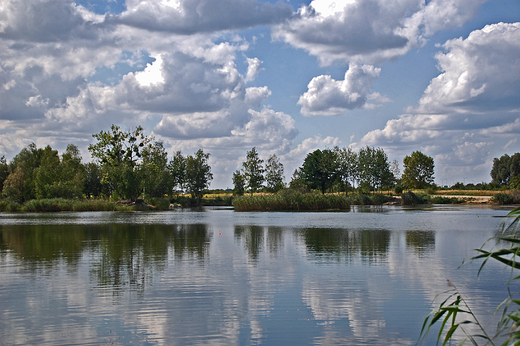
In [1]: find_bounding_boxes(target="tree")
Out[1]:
[373,147,394,192]
[491,153,520,186]
[8,143,43,201]
[35,145,61,199]
[264,154,285,192]
[88,125,153,200]
[84,162,103,198]
[0,156,9,193]
[1,166,24,203]
[300,149,338,194]
[141,141,169,198]
[185,149,213,203]
[232,170,246,196]
[242,147,264,195]
[168,151,187,197]
[401,151,435,189]
[334,146,358,195]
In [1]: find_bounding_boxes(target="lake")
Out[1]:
[0,205,516,345]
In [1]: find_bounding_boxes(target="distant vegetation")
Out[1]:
[0,124,519,212]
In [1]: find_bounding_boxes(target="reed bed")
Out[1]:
[233,192,351,211]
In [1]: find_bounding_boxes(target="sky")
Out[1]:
[1,0,519,189]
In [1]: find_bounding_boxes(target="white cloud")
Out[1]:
[298,64,383,116]
[360,22,520,184]
[244,57,262,83]
[273,0,487,65]
[412,22,520,114]
[114,0,293,34]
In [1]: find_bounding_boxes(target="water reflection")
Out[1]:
[406,231,435,256]
[0,208,513,346]
[300,229,390,263]
[0,223,210,291]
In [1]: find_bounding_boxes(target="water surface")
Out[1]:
[0,205,514,345]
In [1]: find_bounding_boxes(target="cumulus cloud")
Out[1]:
[412,22,520,114]
[114,0,294,34]
[298,64,385,116]
[360,22,520,183]
[244,57,262,83]
[273,0,487,65]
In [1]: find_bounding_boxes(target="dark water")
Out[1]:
[0,205,515,345]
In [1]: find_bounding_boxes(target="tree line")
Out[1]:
[233,146,435,195]
[0,125,212,204]
[1,123,517,205]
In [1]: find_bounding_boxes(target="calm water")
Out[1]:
[0,205,515,345]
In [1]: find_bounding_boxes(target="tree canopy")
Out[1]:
[491,153,520,186]
[401,151,435,189]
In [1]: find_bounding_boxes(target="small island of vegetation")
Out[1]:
[0,125,519,212]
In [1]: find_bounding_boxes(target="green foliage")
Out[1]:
[402,151,435,189]
[334,146,358,195]
[491,153,520,186]
[89,124,153,201]
[265,154,285,192]
[419,207,520,345]
[492,192,520,205]
[232,170,246,196]
[401,191,427,205]
[0,200,21,212]
[300,149,339,194]
[167,151,186,197]
[242,147,265,195]
[185,149,213,203]
[233,190,350,212]
[347,194,373,205]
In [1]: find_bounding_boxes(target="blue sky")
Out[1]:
[1,0,519,188]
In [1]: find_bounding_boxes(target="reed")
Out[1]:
[233,191,350,211]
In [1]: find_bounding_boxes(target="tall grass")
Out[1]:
[233,191,351,211]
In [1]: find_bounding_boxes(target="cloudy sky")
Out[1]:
[1,0,519,188]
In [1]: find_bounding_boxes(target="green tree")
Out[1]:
[232,170,246,196]
[35,145,61,199]
[334,146,358,195]
[264,154,285,192]
[88,125,153,201]
[59,144,85,198]
[167,151,186,197]
[300,149,338,194]
[84,162,103,198]
[141,141,169,198]
[8,143,43,201]
[491,153,520,186]
[2,166,25,203]
[0,155,9,193]
[242,147,264,195]
[401,151,435,189]
[185,149,213,203]
[373,147,394,192]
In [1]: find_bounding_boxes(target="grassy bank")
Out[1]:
[233,191,351,211]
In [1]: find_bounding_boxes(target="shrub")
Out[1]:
[370,194,390,205]
[492,193,515,205]
[401,191,427,205]
[0,200,21,212]
[394,185,403,194]
[348,194,373,205]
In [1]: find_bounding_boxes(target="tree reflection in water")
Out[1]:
[0,223,210,292]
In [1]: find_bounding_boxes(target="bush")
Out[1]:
[401,191,427,205]
[370,194,390,205]
[0,200,21,212]
[347,194,373,205]
[492,192,520,205]
[394,185,403,194]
